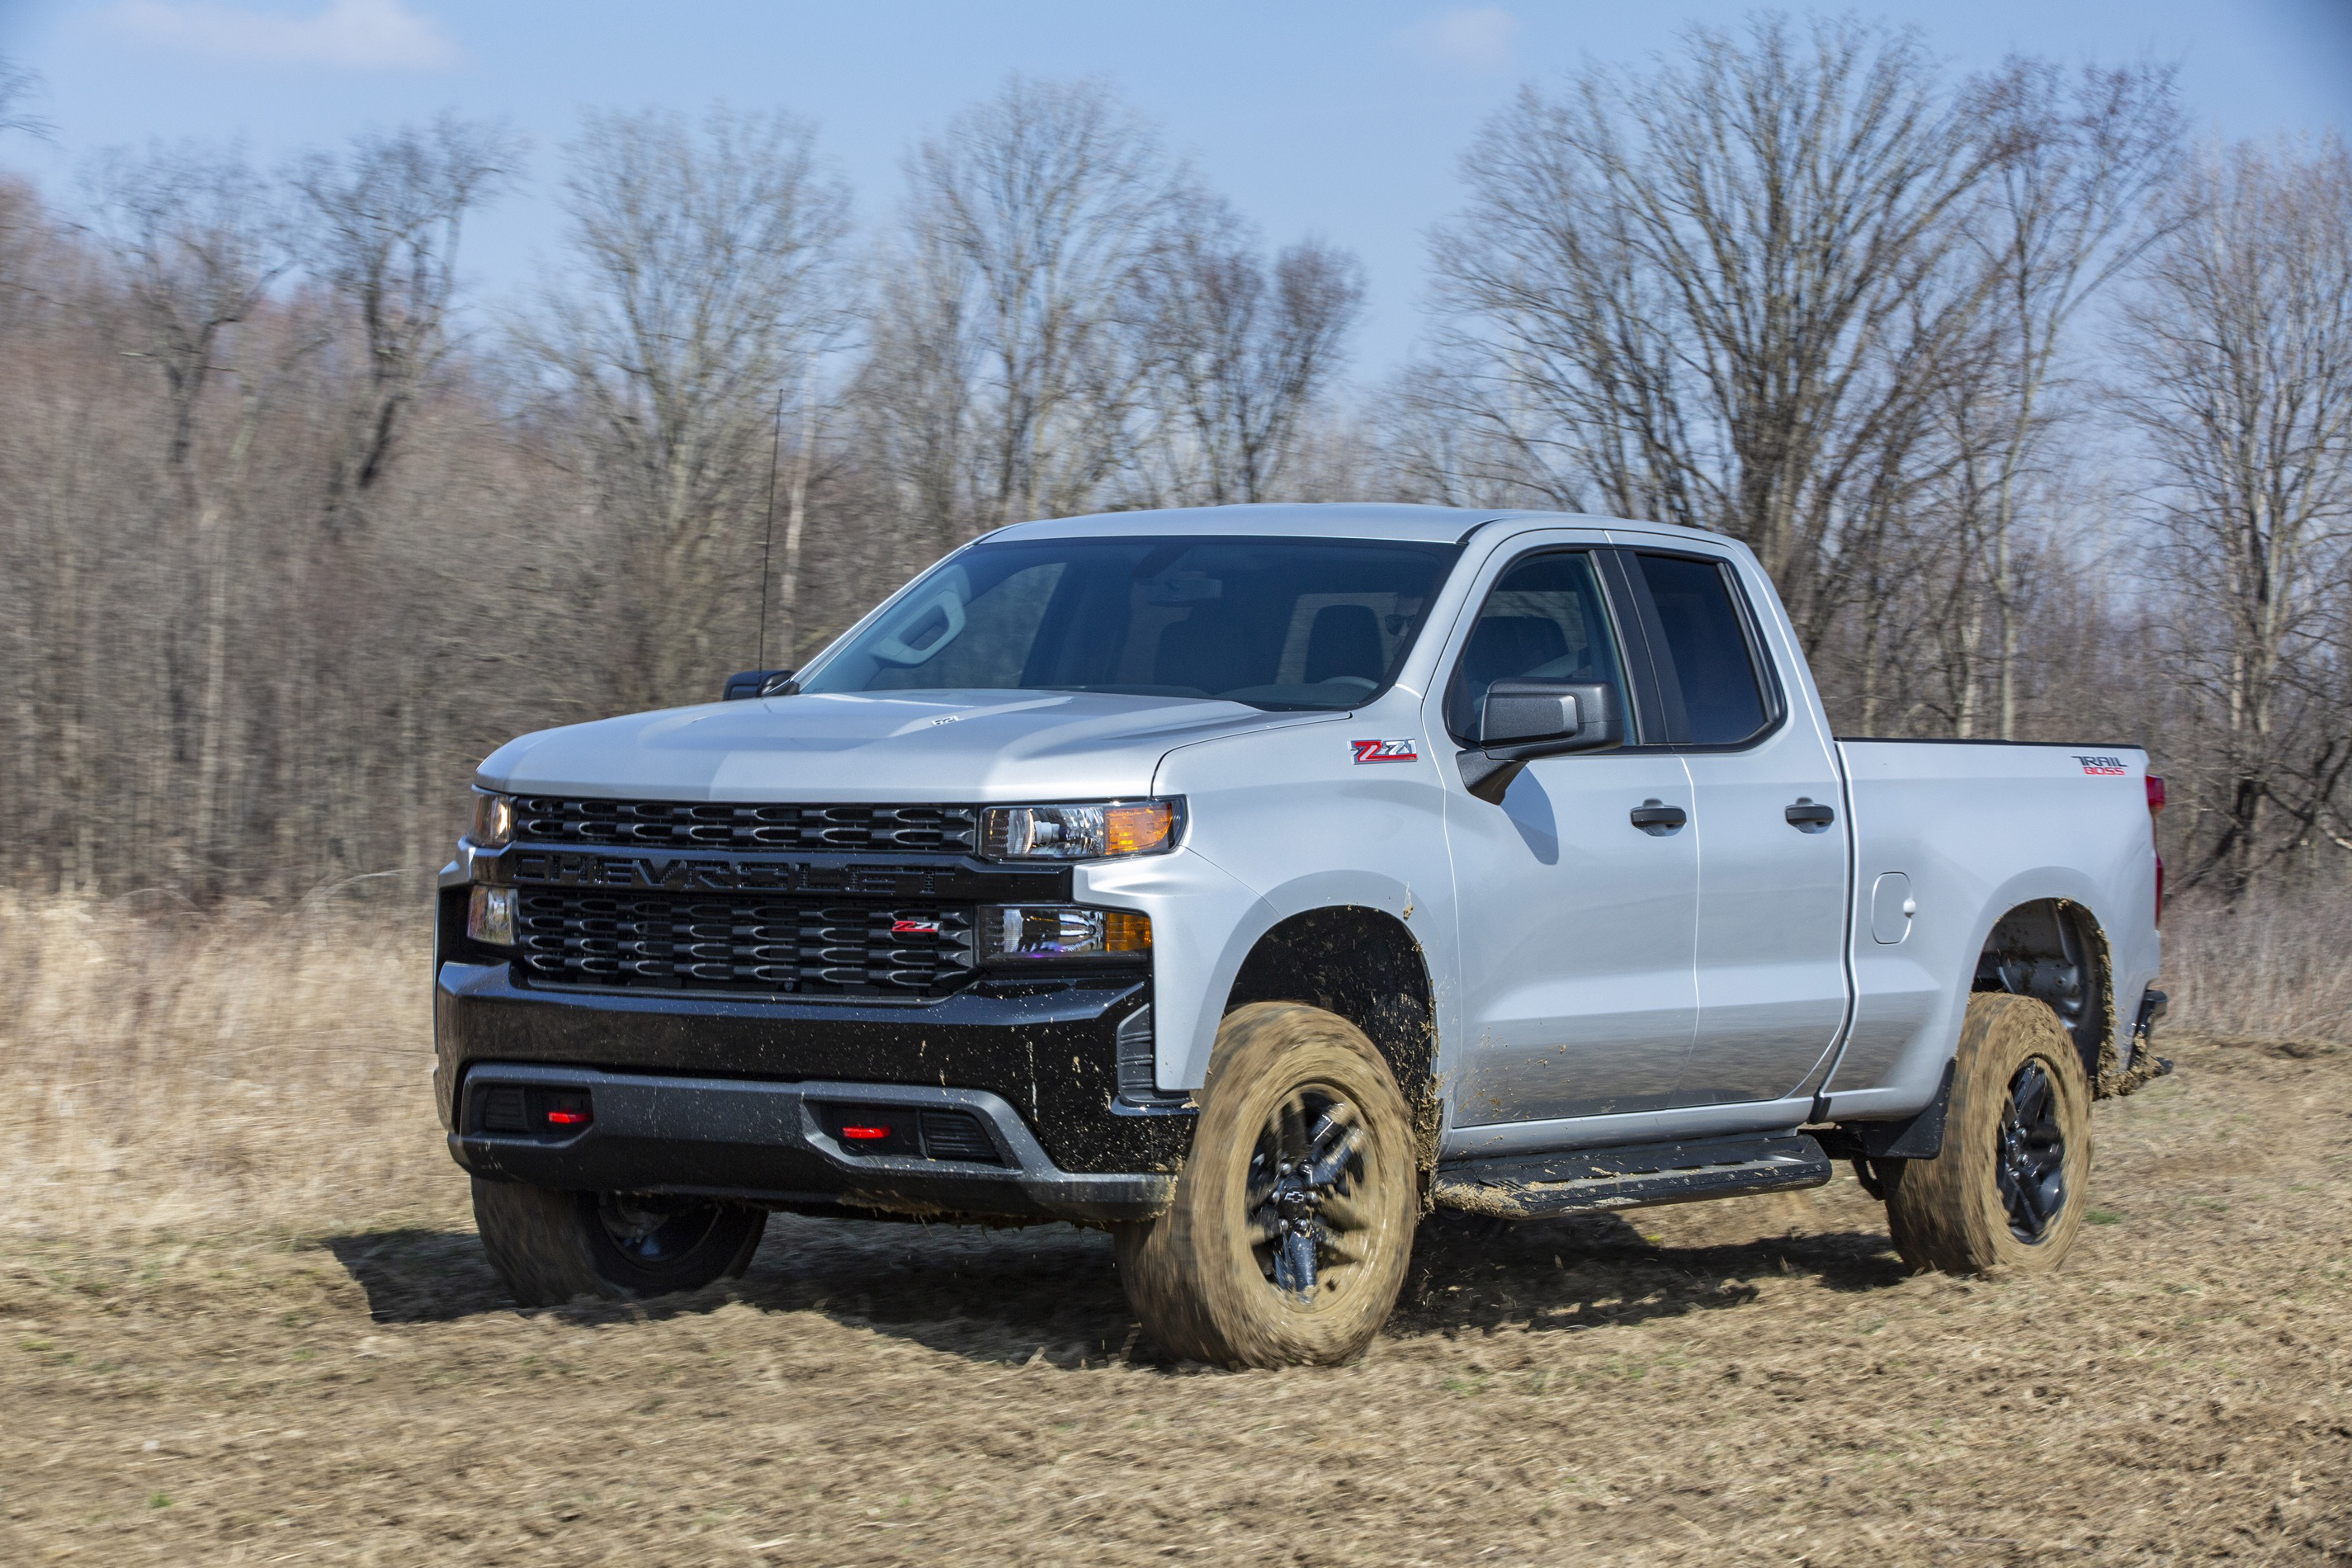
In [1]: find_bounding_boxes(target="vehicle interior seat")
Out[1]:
[1303,603,1386,685]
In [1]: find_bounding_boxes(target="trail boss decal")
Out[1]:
[1352,739,1419,764]
[2075,753,2129,777]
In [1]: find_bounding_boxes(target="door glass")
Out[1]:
[1635,554,1769,744]
[1445,552,1627,744]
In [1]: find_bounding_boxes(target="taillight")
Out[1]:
[2147,774,2165,926]
[2146,774,2166,815]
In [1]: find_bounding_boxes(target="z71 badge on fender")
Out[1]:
[1352,738,1419,764]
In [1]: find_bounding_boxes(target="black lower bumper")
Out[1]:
[451,1062,1171,1222]
[433,960,1194,1221]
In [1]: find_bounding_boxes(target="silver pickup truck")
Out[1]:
[435,504,2168,1367]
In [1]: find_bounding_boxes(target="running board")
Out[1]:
[1432,1132,1833,1220]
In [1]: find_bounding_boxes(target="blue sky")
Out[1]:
[2,1,2347,374]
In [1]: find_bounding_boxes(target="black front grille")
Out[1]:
[512,797,979,855]
[513,889,975,998]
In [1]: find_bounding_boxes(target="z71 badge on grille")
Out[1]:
[1351,739,1419,764]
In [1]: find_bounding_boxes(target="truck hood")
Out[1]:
[476,690,1331,801]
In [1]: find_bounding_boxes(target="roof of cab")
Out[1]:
[981,501,1726,550]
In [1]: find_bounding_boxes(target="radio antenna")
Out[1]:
[757,383,784,668]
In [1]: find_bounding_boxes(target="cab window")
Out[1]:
[1632,553,1771,746]
[1444,550,1629,744]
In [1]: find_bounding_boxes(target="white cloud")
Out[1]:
[111,0,459,70]
[1395,6,1520,74]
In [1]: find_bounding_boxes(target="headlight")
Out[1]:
[980,905,1150,962]
[981,800,1180,860]
[470,789,515,849]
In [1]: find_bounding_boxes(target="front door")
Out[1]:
[1441,548,1699,1127]
[1619,548,1852,1105]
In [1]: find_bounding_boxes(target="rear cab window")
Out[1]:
[1623,551,1778,748]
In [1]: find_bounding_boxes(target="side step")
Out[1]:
[1432,1132,1832,1220]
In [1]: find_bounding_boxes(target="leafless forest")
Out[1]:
[3,17,2350,908]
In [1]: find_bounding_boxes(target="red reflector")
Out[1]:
[841,1125,892,1141]
[2146,774,2166,815]
[545,1109,590,1126]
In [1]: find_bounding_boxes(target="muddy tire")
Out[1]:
[471,1178,766,1306]
[1115,1003,1418,1367]
[1883,993,2092,1274]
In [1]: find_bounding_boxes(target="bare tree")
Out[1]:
[857,210,979,558]
[517,106,852,705]
[885,76,1175,541]
[1429,16,2000,646]
[87,144,291,475]
[0,55,48,141]
[289,114,522,527]
[2120,138,2352,895]
[1133,195,1364,504]
[84,144,298,890]
[1948,59,2183,736]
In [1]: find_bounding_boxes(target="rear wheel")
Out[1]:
[1115,1003,1418,1367]
[1882,993,2091,1274]
[472,1178,767,1306]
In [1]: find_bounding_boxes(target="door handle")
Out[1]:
[1630,799,1688,834]
[1784,798,1837,830]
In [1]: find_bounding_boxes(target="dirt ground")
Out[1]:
[2,1028,2347,1566]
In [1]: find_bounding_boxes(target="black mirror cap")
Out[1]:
[1461,680,1627,804]
[721,668,798,701]
[1479,679,1620,748]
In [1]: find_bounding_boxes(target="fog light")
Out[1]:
[979,904,1150,962]
[467,885,516,947]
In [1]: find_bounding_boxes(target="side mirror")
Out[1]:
[721,668,797,701]
[1479,679,1621,749]
[1461,679,1624,803]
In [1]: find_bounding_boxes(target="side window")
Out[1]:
[1633,553,1769,745]
[1445,551,1628,744]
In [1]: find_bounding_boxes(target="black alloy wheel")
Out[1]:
[1246,1086,1372,1298]
[1995,1060,2067,1243]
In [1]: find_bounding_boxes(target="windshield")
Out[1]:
[798,535,1462,711]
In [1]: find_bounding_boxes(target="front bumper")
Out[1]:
[451,1062,1171,1222]
[433,957,1194,1222]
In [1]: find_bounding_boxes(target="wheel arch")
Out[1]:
[1221,905,1443,1194]
[1971,895,2115,1089]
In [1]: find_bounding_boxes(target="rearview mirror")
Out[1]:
[721,668,797,701]
[1461,679,1624,803]
[1479,679,1621,749]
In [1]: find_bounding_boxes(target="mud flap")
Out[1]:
[2098,987,2175,1098]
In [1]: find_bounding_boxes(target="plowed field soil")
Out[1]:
[4,1030,2349,1565]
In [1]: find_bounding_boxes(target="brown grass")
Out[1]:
[2160,890,2352,1045]
[2,895,2349,1562]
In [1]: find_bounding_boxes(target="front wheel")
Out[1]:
[1882,993,2092,1274]
[1115,1003,1419,1367]
[472,1179,767,1306]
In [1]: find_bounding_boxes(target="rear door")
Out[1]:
[1614,547,1851,1105]
[1438,544,1699,1126]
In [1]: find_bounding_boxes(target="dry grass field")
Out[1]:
[2,891,2349,1565]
